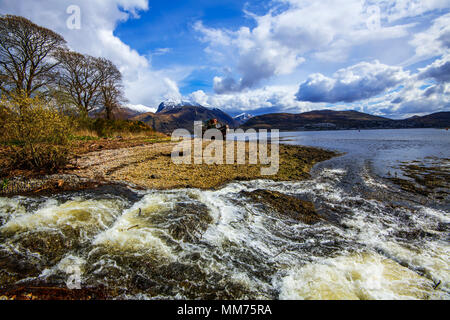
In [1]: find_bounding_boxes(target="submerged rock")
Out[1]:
[389,159,450,201]
[0,284,109,300]
[148,203,213,243]
[242,190,323,224]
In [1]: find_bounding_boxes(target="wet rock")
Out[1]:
[5,229,88,271]
[389,159,450,200]
[242,190,323,224]
[148,203,213,242]
[131,274,158,291]
[394,229,438,241]
[0,284,109,300]
[0,255,41,282]
[0,174,105,196]
[389,177,430,196]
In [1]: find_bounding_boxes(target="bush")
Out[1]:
[77,117,156,138]
[0,93,72,172]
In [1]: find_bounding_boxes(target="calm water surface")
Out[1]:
[277,128,450,178]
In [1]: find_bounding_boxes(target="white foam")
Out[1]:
[0,198,124,234]
[92,194,176,259]
[277,253,439,300]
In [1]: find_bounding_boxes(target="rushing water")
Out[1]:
[0,129,449,300]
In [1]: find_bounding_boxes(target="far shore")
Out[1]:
[0,139,338,196]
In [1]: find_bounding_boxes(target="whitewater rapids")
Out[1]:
[0,162,448,300]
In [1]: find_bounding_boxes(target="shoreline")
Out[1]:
[0,141,338,196]
[244,127,449,132]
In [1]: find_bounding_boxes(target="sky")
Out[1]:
[0,0,449,118]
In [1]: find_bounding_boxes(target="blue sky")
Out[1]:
[114,0,266,95]
[1,0,449,118]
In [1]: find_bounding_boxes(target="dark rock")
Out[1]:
[242,189,322,224]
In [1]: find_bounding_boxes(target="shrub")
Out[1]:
[79,117,156,138]
[0,92,72,172]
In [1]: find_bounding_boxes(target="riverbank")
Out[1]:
[0,140,337,195]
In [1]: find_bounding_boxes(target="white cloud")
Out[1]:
[125,104,157,113]
[367,81,450,116]
[195,57,448,118]
[187,86,327,115]
[194,1,450,117]
[189,90,210,107]
[2,0,449,117]
[296,61,409,103]
[196,0,417,93]
[199,1,450,117]
[152,48,172,56]
[406,13,450,65]
[418,53,450,83]
[373,0,450,22]
[0,0,186,107]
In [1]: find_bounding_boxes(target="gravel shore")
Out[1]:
[1,141,337,195]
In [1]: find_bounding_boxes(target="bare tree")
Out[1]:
[55,50,104,115]
[0,15,66,97]
[97,58,127,120]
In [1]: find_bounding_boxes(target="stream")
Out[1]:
[0,129,448,300]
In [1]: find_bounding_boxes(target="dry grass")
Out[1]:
[73,129,100,138]
[71,140,337,190]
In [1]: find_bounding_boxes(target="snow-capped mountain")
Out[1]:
[156,99,201,113]
[233,113,254,125]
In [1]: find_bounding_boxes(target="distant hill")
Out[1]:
[241,110,450,131]
[133,105,236,134]
[241,110,391,130]
[99,105,449,133]
[397,112,450,128]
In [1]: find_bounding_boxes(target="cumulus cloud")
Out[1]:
[296,61,409,103]
[195,0,418,93]
[3,0,448,117]
[359,65,450,117]
[213,76,241,94]
[188,90,210,107]
[187,56,449,118]
[292,56,449,117]
[373,0,450,22]
[406,13,450,65]
[189,53,450,118]
[0,0,187,107]
[381,83,449,116]
[196,19,306,93]
[199,1,449,117]
[187,86,328,115]
[418,53,450,83]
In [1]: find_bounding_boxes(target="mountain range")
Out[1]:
[241,110,450,130]
[115,102,449,133]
